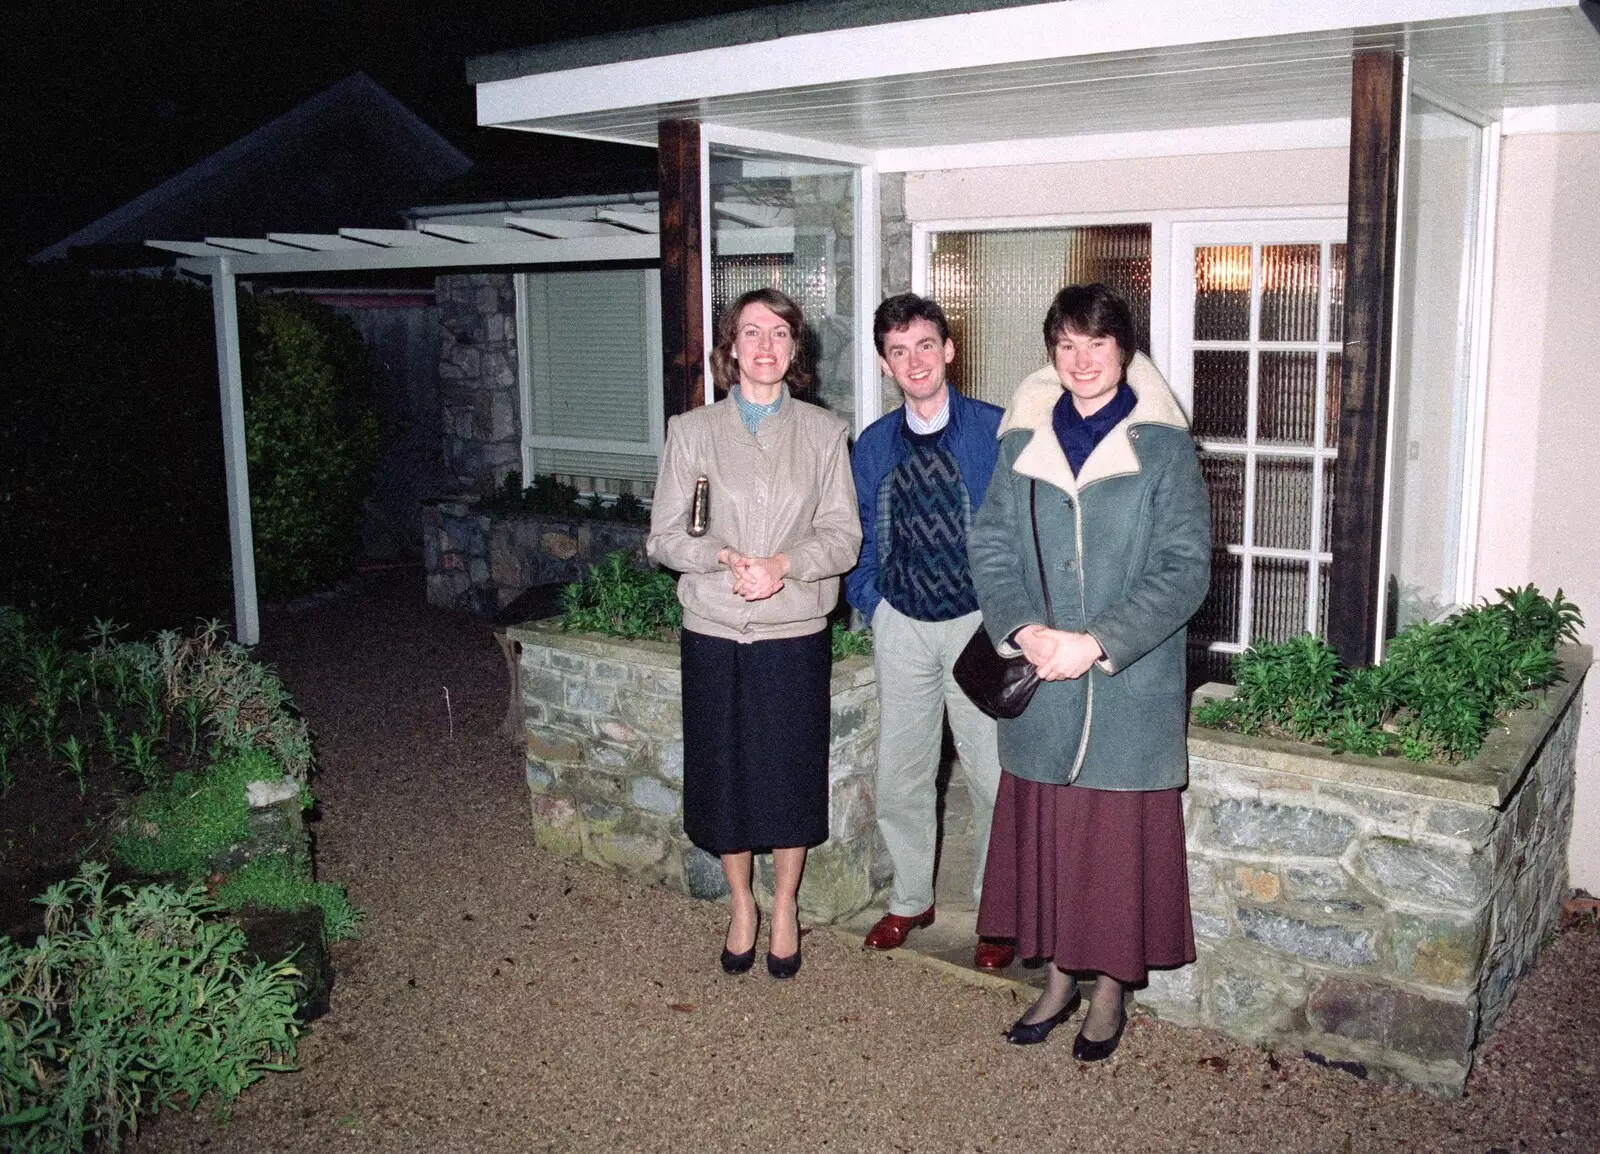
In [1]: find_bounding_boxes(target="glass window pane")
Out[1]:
[1321,459,1337,554]
[1194,245,1252,341]
[1193,551,1242,648]
[1323,351,1341,450]
[929,226,1151,410]
[709,148,857,426]
[1251,558,1310,644]
[1192,350,1249,441]
[1199,452,1245,546]
[1258,351,1318,446]
[1385,96,1483,634]
[1259,245,1321,342]
[1254,457,1313,550]
[1329,243,1347,343]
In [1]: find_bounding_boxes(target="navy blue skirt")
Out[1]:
[680,628,831,854]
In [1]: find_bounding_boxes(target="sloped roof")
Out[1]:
[33,73,471,263]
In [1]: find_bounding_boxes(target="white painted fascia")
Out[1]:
[875,118,1352,172]
[1501,102,1600,132]
[476,0,1573,127]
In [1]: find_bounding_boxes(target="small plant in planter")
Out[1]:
[1192,585,1582,764]
[483,470,651,524]
[558,551,873,660]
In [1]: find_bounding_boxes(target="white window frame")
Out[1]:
[514,269,665,487]
[1170,217,1347,655]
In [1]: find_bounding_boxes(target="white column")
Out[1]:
[210,258,260,645]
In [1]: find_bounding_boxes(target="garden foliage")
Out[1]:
[240,293,382,598]
[558,551,873,660]
[0,864,300,1153]
[481,469,650,523]
[1191,585,1583,763]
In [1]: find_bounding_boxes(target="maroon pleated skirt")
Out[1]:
[976,771,1196,985]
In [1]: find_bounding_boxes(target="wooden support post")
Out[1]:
[1327,51,1405,668]
[657,119,705,416]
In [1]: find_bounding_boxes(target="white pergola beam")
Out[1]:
[147,240,224,257]
[339,227,459,247]
[504,216,632,239]
[204,237,301,254]
[164,232,659,276]
[208,258,261,647]
[595,208,660,232]
[266,232,369,250]
[419,223,544,244]
[713,202,792,228]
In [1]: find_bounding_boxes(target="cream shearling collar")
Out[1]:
[996,352,1189,493]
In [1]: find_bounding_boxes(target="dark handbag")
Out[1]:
[953,481,1055,720]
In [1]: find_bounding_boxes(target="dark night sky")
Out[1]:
[2,0,790,264]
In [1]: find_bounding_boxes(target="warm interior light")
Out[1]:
[1197,246,1252,293]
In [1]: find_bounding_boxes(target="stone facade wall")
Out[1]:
[421,499,648,617]
[509,620,883,924]
[437,273,520,496]
[1138,654,1587,1095]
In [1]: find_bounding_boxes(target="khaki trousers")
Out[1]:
[871,600,1002,916]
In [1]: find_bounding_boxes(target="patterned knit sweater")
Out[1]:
[877,425,979,622]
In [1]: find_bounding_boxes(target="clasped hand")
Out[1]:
[1015,625,1103,681]
[718,548,789,601]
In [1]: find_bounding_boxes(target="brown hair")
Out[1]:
[710,288,814,395]
[1042,283,1136,368]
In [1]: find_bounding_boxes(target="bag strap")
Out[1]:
[1028,480,1056,629]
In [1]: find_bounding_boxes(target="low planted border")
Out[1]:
[507,618,883,924]
[1142,645,1590,1094]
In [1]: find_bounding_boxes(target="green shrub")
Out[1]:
[114,750,287,879]
[481,470,651,523]
[214,855,363,944]
[830,622,873,661]
[240,293,382,599]
[0,864,299,1153]
[560,551,682,640]
[1192,585,1583,763]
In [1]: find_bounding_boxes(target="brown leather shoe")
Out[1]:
[973,938,1017,971]
[862,906,935,950]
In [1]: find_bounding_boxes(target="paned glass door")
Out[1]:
[1170,220,1347,685]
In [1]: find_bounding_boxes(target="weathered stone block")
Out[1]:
[685,847,730,900]
[1357,838,1492,910]
[1192,909,1231,941]
[631,776,679,816]
[548,650,590,674]
[597,719,641,744]
[1236,907,1377,967]
[531,795,582,856]
[657,740,684,783]
[1233,866,1281,903]
[1306,976,1388,1044]
[1209,798,1356,857]
[1425,802,1497,845]
[565,680,616,714]
[616,689,681,738]
[1388,912,1488,988]
[1138,961,1203,1024]
[1210,956,1308,1039]
[526,761,556,794]
[594,832,668,870]
[1388,989,1475,1064]
[592,660,631,684]
[527,732,582,764]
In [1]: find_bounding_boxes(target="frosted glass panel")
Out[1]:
[1329,244,1347,343]
[1257,351,1319,446]
[1259,245,1321,342]
[1385,96,1483,634]
[1199,452,1245,546]
[929,226,1150,408]
[1193,551,1242,649]
[1254,457,1313,550]
[1253,558,1310,643]
[709,148,858,426]
[1192,350,1249,441]
[1194,246,1251,340]
[1322,459,1337,553]
[1324,352,1342,449]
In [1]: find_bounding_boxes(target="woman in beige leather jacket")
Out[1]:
[647,288,861,980]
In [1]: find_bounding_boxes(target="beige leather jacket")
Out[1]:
[647,388,862,642]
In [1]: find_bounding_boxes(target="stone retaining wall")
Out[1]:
[508,619,883,924]
[1137,647,1588,1095]
[422,499,648,616]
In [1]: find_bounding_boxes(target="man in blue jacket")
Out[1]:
[849,293,1012,971]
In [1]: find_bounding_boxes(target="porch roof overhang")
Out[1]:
[472,0,1600,168]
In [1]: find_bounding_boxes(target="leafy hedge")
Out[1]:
[1192,585,1582,763]
[239,293,381,599]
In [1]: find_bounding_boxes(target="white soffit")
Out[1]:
[477,1,1600,156]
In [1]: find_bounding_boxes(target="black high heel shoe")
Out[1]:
[766,940,802,979]
[1005,987,1081,1046]
[720,909,759,975]
[1072,998,1127,1062]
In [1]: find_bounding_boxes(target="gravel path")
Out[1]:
[132,568,1600,1153]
